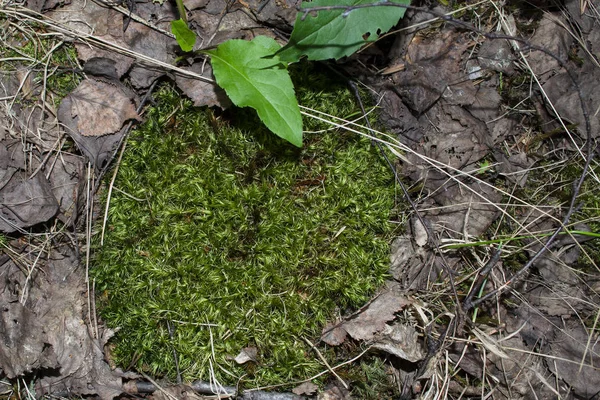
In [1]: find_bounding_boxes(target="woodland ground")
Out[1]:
[1,0,600,399]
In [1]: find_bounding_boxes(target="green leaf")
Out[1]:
[205,36,303,147]
[171,18,196,52]
[277,0,410,62]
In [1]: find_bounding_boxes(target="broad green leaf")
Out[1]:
[206,36,303,147]
[171,18,196,52]
[277,0,410,62]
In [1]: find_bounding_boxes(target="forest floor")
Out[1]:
[1,0,599,399]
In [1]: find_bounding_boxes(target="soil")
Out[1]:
[1,0,599,399]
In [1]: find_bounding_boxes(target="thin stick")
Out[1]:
[100,139,127,246]
[99,80,158,244]
[250,346,372,392]
[140,372,179,400]
[85,162,95,335]
[19,238,48,305]
[166,320,182,384]
[303,337,348,389]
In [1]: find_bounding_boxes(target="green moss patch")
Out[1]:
[93,76,400,387]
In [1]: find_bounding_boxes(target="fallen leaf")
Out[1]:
[527,13,572,79]
[68,79,139,137]
[372,323,426,363]
[58,80,135,170]
[174,63,231,108]
[293,381,319,395]
[0,139,25,190]
[478,39,515,75]
[234,346,258,364]
[48,153,84,224]
[0,172,59,233]
[0,302,59,377]
[321,321,347,346]
[542,62,600,141]
[0,244,122,400]
[318,383,350,400]
[411,216,428,247]
[327,284,412,343]
[548,322,600,398]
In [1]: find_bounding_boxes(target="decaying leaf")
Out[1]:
[321,284,412,345]
[47,153,85,224]
[0,139,25,190]
[342,286,412,341]
[68,79,140,137]
[495,152,535,187]
[0,302,59,377]
[527,13,572,79]
[542,62,600,140]
[0,172,59,233]
[174,63,231,108]
[293,381,319,396]
[547,322,600,398]
[372,323,426,363]
[389,234,439,291]
[0,244,122,400]
[411,216,428,247]
[58,79,138,170]
[234,346,258,364]
[318,383,350,400]
[321,321,347,346]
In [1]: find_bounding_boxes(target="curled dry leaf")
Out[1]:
[342,286,412,341]
[234,346,258,364]
[321,284,412,345]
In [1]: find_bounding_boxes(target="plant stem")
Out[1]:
[174,0,187,24]
[442,230,600,250]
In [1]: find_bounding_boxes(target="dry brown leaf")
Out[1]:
[372,323,426,363]
[318,383,350,400]
[292,381,319,396]
[69,79,139,137]
[411,216,428,247]
[48,153,84,223]
[234,346,258,364]
[0,172,59,233]
[343,288,411,341]
[0,244,122,399]
[323,284,412,344]
[547,322,600,398]
[0,302,59,377]
[174,63,231,108]
[321,321,347,346]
